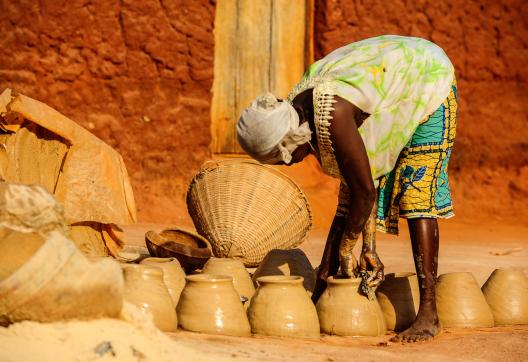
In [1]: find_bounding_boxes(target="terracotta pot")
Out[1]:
[140,257,186,306]
[252,249,316,294]
[177,274,250,336]
[0,230,123,325]
[481,269,528,325]
[376,272,420,331]
[317,277,386,336]
[122,264,177,332]
[436,272,494,328]
[248,276,320,338]
[145,228,212,272]
[201,258,255,301]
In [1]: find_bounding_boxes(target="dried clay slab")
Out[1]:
[0,88,136,226]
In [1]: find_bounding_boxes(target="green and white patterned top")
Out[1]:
[287,35,455,184]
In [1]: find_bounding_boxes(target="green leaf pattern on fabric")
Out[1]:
[295,35,455,180]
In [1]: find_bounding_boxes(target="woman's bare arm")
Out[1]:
[329,96,384,286]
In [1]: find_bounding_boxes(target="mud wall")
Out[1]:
[1,0,527,225]
[314,0,528,223]
[0,0,215,223]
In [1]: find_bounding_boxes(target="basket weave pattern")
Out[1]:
[186,160,312,267]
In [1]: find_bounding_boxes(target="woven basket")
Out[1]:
[186,160,312,267]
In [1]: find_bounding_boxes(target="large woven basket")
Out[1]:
[186,160,312,267]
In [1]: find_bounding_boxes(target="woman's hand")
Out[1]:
[359,249,385,288]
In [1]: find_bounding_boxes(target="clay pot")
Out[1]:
[317,277,387,336]
[122,264,177,332]
[376,272,420,331]
[248,276,320,338]
[436,272,494,328]
[177,274,251,336]
[201,258,255,301]
[252,249,316,294]
[481,269,528,325]
[140,257,186,306]
[145,228,212,272]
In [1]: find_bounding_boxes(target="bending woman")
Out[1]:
[237,35,457,342]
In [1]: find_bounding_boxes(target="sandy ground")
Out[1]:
[123,220,528,361]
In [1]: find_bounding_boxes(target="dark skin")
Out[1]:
[285,89,441,342]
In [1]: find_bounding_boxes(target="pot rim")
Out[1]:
[256,275,304,284]
[385,272,416,279]
[326,276,361,285]
[122,263,163,276]
[186,274,233,283]
[438,271,475,280]
[205,257,244,265]
[141,257,178,264]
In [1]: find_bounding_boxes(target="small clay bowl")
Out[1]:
[145,228,212,273]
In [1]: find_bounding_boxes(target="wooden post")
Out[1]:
[211,0,314,155]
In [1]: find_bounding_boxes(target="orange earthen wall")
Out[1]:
[0,0,215,222]
[313,0,528,224]
[1,0,527,225]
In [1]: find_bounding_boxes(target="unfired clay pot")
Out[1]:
[317,277,387,336]
[481,269,528,325]
[122,264,178,332]
[376,272,420,331]
[177,274,251,336]
[248,276,320,338]
[201,258,255,301]
[252,249,316,294]
[436,272,494,328]
[140,257,186,306]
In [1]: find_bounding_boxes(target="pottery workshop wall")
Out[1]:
[1,0,527,225]
[313,0,528,223]
[0,0,215,223]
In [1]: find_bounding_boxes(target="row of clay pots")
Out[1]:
[377,270,528,331]
[177,272,386,338]
[122,255,528,336]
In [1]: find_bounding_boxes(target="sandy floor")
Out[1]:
[123,220,528,361]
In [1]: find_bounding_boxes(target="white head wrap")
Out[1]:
[236,93,312,164]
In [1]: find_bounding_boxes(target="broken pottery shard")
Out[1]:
[0,88,136,225]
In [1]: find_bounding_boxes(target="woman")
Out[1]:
[237,35,457,342]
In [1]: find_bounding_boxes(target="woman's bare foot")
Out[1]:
[391,307,440,342]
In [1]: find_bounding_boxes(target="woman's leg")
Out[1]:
[393,217,440,342]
